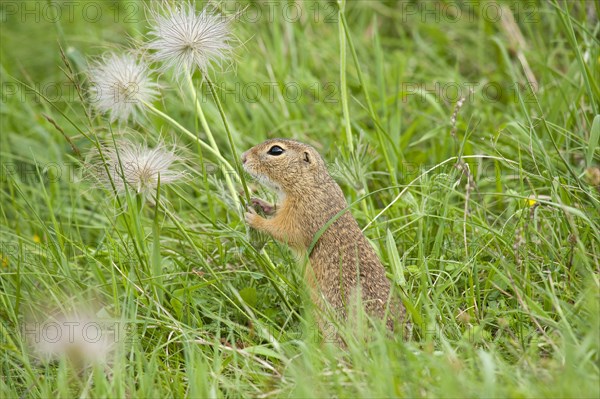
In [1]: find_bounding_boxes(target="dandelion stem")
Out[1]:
[143,101,239,206]
[337,0,353,154]
[204,76,251,206]
[184,70,240,209]
[185,70,219,151]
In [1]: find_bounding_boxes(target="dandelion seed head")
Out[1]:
[146,2,233,77]
[30,312,113,365]
[88,53,159,122]
[88,140,185,202]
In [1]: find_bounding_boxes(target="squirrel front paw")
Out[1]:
[250,197,276,216]
[245,206,264,229]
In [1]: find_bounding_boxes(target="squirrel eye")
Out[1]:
[267,145,284,156]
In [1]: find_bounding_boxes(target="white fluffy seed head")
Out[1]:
[88,53,159,122]
[89,140,185,202]
[30,313,113,365]
[146,2,233,78]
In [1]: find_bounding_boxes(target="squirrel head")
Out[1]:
[242,139,333,196]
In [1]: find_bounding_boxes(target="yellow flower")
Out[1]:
[526,195,551,207]
[33,234,41,243]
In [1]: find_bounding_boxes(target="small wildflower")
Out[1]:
[146,2,233,77]
[88,140,185,202]
[526,194,551,207]
[450,96,466,138]
[88,53,159,122]
[32,234,41,243]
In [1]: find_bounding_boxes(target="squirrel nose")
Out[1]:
[241,151,247,164]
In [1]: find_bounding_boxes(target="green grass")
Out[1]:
[1,0,599,397]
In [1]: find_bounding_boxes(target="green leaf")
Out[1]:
[587,115,600,168]
[386,229,405,286]
[239,287,258,308]
[243,345,285,361]
[170,299,182,319]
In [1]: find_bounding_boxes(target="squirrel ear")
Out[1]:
[303,151,311,163]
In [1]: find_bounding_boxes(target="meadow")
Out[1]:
[1,0,599,397]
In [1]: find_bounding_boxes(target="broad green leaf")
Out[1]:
[587,115,600,168]
[386,229,405,286]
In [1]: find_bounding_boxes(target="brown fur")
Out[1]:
[242,139,404,337]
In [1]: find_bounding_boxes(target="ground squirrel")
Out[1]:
[242,139,403,337]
